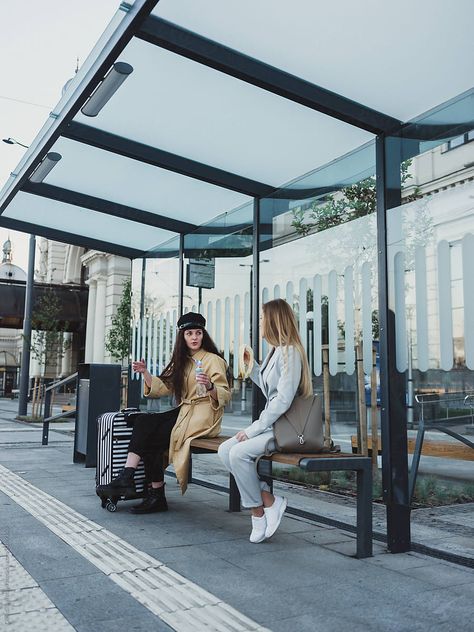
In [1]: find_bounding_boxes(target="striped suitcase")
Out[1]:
[96,410,147,512]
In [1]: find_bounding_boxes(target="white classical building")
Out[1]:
[0,238,131,384]
[0,239,25,396]
[35,244,131,376]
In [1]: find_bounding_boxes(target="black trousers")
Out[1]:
[128,409,179,483]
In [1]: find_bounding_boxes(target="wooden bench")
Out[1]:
[351,436,474,461]
[190,436,373,558]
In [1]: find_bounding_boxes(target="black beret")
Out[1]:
[177,312,206,330]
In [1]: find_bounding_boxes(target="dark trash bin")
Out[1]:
[74,363,122,467]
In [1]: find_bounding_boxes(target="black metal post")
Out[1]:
[18,234,36,417]
[41,379,53,446]
[356,460,373,558]
[376,135,411,552]
[251,198,265,421]
[139,258,146,322]
[249,266,253,343]
[251,198,272,486]
[127,258,140,407]
[178,234,184,317]
[229,474,241,512]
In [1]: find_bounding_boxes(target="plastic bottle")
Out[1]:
[195,359,207,397]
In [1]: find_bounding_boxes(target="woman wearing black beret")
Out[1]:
[97,312,230,513]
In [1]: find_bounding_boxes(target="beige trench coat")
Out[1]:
[144,350,230,494]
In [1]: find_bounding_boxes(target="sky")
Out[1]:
[0,0,120,270]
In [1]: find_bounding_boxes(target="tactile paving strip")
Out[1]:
[0,464,270,632]
[0,541,75,631]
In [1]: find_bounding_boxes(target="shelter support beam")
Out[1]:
[63,122,274,198]
[137,16,401,135]
[0,217,143,259]
[376,135,410,553]
[22,181,196,234]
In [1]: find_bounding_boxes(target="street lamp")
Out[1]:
[2,137,29,148]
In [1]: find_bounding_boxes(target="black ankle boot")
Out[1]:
[97,467,136,497]
[130,486,168,514]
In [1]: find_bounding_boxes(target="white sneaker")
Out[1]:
[249,515,267,543]
[264,496,288,538]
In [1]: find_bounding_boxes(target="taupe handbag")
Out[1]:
[273,394,325,453]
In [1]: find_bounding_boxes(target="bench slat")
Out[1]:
[190,437,356,465]
[351,435,474,461]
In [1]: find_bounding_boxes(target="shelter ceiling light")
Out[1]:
[81,62,133,117]
[29,152,62,183]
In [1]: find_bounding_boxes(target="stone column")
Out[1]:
[93,275,107,363]
[84,279,97,363]
[61,332,73,376]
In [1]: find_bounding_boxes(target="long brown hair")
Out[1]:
[262,298,312,398]
[160,328,222,402]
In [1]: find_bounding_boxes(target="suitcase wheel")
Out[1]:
[100,497,107,509]
[106,499,118,512]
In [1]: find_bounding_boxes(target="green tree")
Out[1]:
[291,160,419,237]
[105,278,132,364]
[29,287,70,377]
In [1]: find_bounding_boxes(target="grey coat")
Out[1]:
[243,345,302,439]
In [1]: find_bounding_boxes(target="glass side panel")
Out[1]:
[4,192,173,250]
[254,139,378,504]
[130,256,181,409]
[73,37,371,187]
[47,138,251,225]
[153,0,474,121]
[133,201,255,415]
[387,92,474,498]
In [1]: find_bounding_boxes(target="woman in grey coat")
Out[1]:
[218,298,312,543]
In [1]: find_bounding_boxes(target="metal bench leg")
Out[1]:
[42,420,50,446]
[258,459,273,494]
[188,453,193,483]
[356,462,373,558]
[229,474,241,512]
[409,420,425,503]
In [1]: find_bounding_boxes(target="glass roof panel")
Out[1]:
[282,141,376,192]
[153,0,474,122]
[72,37,371,187]
[46,138,251,224]
[149,200,254,258]
[3,192,173,250]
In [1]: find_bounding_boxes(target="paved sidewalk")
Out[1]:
[1,400,474,630]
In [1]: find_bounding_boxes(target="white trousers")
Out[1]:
[218,430,275,508]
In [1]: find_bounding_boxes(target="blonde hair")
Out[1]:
[261,299,312,398]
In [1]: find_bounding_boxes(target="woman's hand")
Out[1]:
[236,431,248,442]
[196,371,212,391]
[132,358,147,374]
[243,349,251,365]
[132,359,152,389]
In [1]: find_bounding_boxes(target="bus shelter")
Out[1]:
[1,0,473,553]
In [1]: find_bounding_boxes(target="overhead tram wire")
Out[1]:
[0,95,52,110]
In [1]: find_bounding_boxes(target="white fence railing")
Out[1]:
[132,229,474,378]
